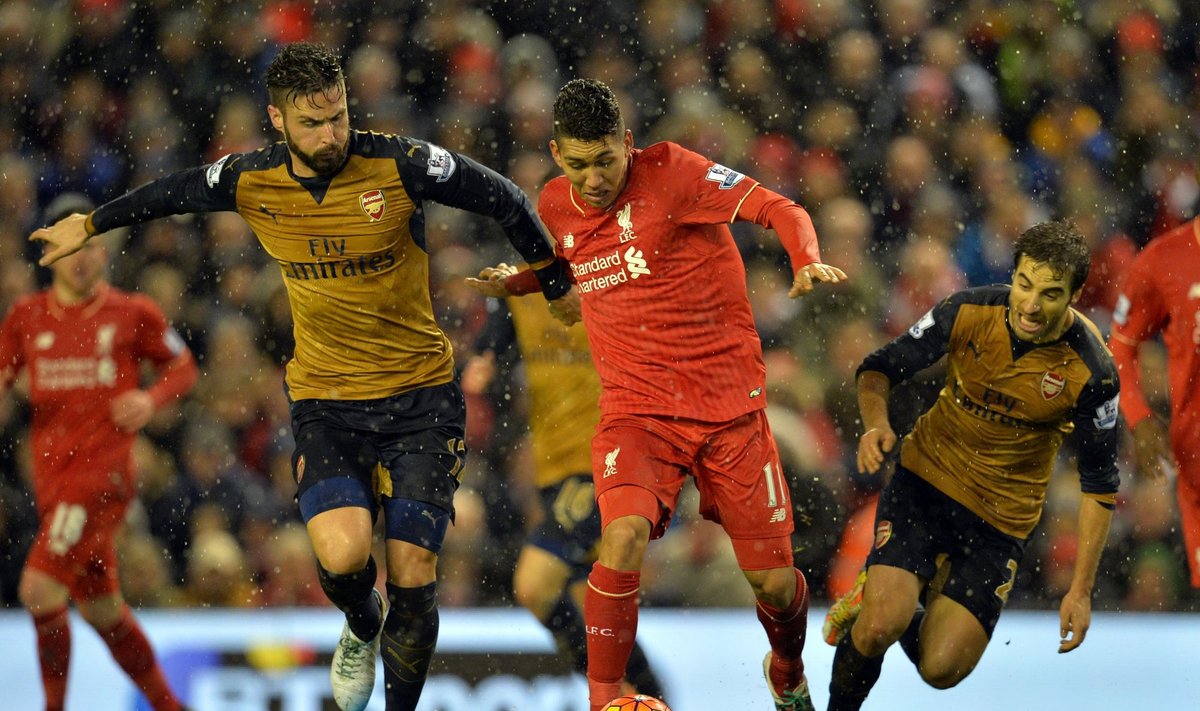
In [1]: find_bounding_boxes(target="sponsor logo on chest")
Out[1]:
[568,245,650,294]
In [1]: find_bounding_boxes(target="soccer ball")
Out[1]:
[604,694,672,711]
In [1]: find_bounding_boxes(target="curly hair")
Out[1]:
[552,78,624,142]
[265,42,344,109]
[1012,219,1091,292]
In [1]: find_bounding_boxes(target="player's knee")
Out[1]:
[512,578,552,619]
[17,570,67,614]
[852,613,907,656]
[598,516,650,568]
[77,597,123,630]
[317,547,373,575]
[918,660,969,690]
[744,567,795,609]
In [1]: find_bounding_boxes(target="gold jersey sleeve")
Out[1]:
[234,144,452,401]
[506,295,600,488]
[891,292,1119,539]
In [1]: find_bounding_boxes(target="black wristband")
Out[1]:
[533,259,572,300]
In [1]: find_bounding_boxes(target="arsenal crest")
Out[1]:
[1040,371,1066,400]
[360,190,386,221]
[874,520,893,550]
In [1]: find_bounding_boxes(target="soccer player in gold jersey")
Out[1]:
[824,221,1121,710]
[31,42,577,711]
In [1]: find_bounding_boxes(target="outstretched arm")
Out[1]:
[1057,497,1113,653]
[32,162,240,266]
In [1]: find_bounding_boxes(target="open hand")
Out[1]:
[465,262,518,298]
[789,262,847,298]
[31,213,91,266]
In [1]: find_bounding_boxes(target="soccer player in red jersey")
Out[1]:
[1,194,198,711]
[471,78,845,711]
[1109,217,1200,588]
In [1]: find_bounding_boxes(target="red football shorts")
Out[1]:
[26,466,135,601]
[591,409,794,570]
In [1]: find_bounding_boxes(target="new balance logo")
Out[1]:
[624,246,650,278]
[603,447,621,478]
[769,508,787,523]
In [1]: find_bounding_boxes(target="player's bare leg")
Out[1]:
[909,590,988,688]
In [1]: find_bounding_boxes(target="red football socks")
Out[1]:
[585,564,641,711]
[99,608,183,711]
[757,568,810,690]
[33,606,71,711]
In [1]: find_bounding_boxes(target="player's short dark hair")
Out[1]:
[265,42,344,109]
[552,78,624,142]
[1012,219,1091,292]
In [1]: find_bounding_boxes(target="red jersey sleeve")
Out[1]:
[129,295,197,408]
[1110,250,1164,428]
[665,143,760,226]
[0,301,30,390]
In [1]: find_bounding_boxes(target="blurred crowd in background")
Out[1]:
[0,0,1198,615]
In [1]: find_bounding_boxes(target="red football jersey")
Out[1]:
[1110,218,1200,434]
[538,142,773,422]
[0,284,188,499]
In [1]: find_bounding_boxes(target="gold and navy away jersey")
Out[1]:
[859,286,1120,539]
[475,295,600,488]
[90,132,558,401]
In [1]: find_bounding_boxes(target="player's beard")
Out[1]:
[285,131,348,177]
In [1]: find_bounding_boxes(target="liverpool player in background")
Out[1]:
[823,221,1121,710]
[30,42,575,711]
[3,193,198,711]
[1109,216,1200,589]
[470,78,845,711]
